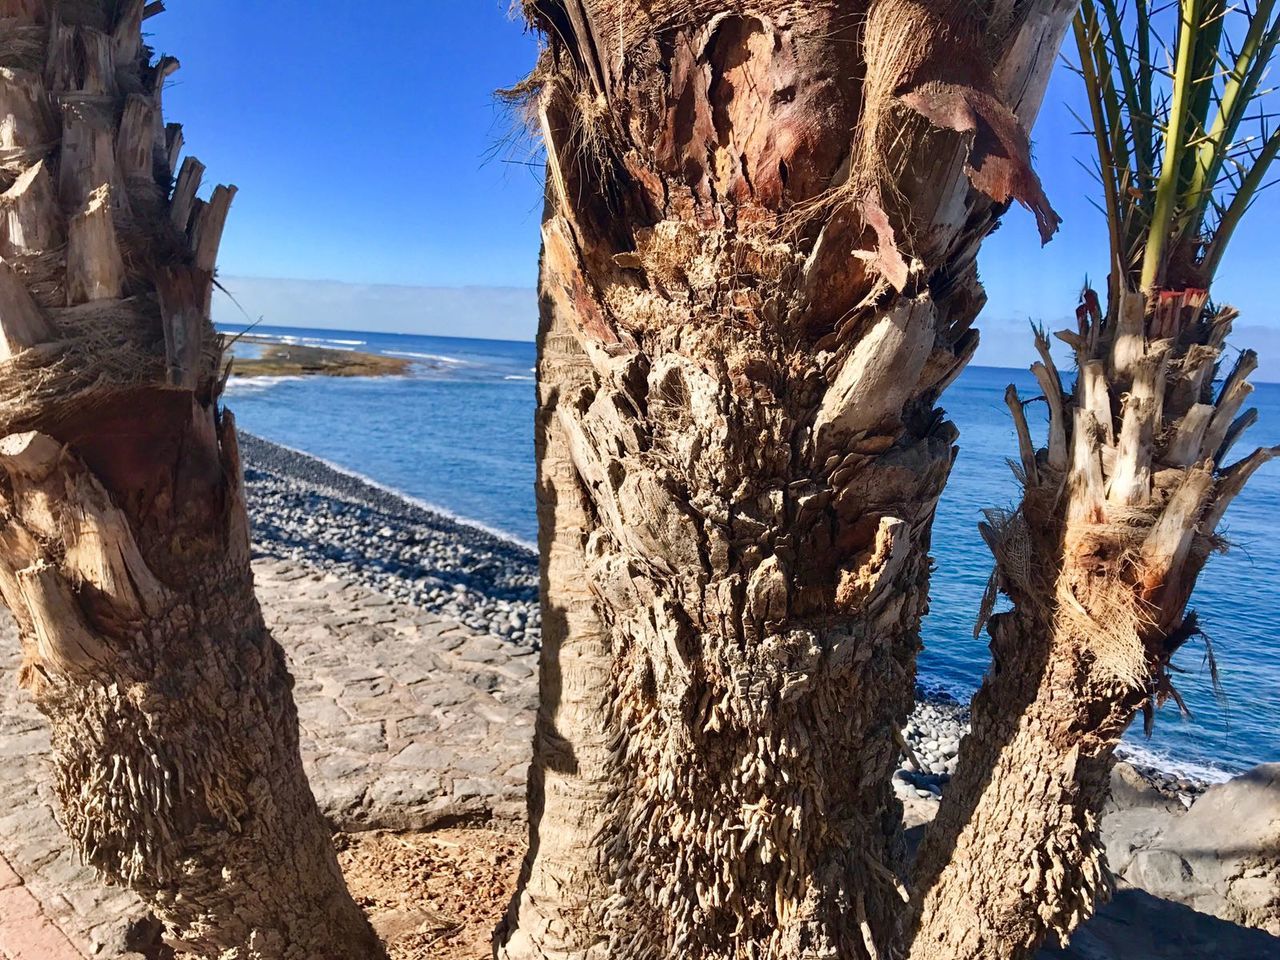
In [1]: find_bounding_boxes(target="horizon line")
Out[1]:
[212,319,1280,385]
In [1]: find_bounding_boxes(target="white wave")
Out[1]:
[385,351,466,364]
[290,337,363,349]
[232,333,366,349]
[1114,742,1236,785]
[503,375,535,382]
[246,435,537,552]
[223,375,306,394]
[914,673,974,704]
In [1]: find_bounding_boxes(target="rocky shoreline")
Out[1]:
[227,337,413,378]
[241,432,540,647]
[239,431,1211,803]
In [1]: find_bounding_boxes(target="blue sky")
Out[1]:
[157,2,1280,371]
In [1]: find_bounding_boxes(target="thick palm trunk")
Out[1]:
[0,2,381,956]
[909,297,1277,958]
[500,1,1075,956]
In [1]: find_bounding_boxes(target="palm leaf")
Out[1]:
[1077,0,1280,290]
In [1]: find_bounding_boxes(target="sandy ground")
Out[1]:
[338,826,525,960]
[333,792,1280,960]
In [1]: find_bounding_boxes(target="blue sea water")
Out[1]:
[220,323,1280,780]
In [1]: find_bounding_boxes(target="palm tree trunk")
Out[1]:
[0,2,382,956]
[498,228,618,957]
[906,579,1131,959]
[499,1,1076,956]
[908,295,1277,958]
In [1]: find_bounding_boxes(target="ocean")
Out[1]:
[220,323,1280,780]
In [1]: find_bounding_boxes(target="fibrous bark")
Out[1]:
[498,1,1076,957]
[908,295,1276,959]
[0,2,382,957]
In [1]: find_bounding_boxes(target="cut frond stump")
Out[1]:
[66,185,124,303]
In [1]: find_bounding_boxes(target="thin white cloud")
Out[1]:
[214,276,538,342]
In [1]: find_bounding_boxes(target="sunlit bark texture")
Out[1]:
[498,1,1077,957]
[909,292,1277,958]
[0,2,382,957]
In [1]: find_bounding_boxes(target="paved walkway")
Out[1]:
[0,855,83,960]
[0,557,538,958]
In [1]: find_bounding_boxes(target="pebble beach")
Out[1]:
[241,433,540,648]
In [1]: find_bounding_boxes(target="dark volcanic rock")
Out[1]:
[1041,888,1280,959]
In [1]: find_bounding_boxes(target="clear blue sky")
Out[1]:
[158,1,544,288]
[157,1,1280,370]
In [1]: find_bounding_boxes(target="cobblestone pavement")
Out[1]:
[0,557,537,958]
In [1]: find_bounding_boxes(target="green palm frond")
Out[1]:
[1075,0,1280,292]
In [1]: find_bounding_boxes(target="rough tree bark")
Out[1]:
[0,2,383,957]
[497,1,1076,957]
[908,293,1277,958]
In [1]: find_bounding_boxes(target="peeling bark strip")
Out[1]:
[499,0,1076,957]
[899,82,1061,243]
[908,297,1277,959]
[0,3,382,957]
